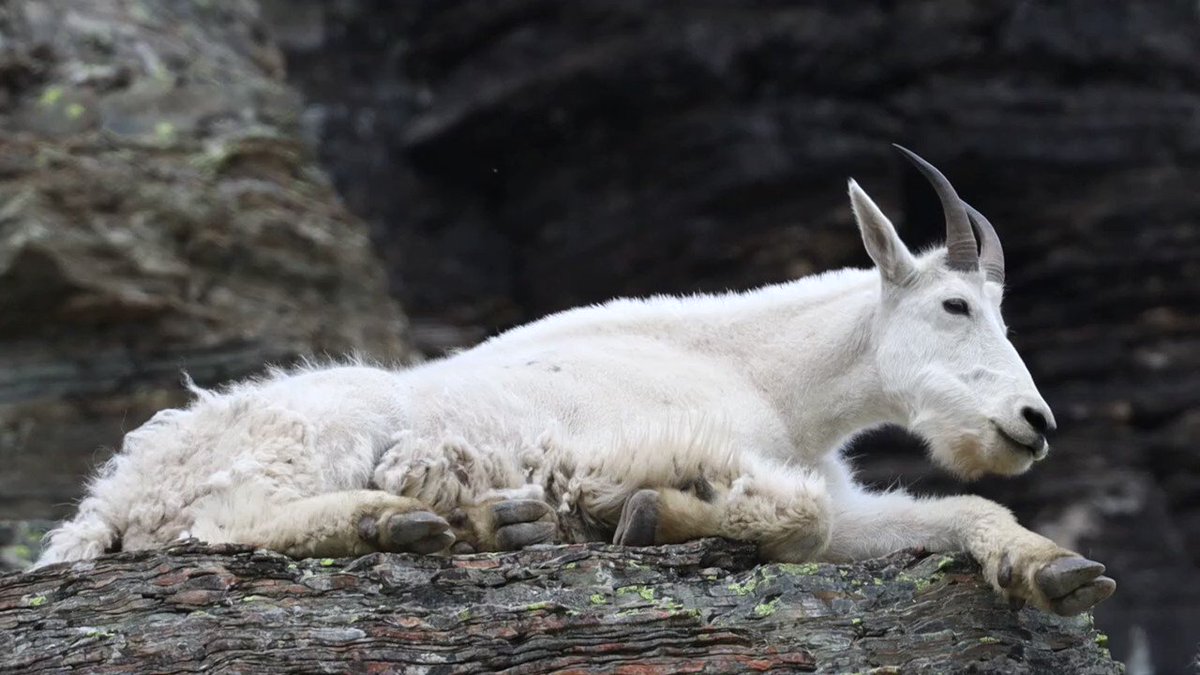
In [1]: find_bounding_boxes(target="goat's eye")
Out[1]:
[942,298,970,316]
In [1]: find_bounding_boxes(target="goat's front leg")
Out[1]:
[823,489,1115,615]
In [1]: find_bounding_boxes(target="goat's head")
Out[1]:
[848,145,1055,480]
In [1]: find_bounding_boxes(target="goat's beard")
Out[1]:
[912,416,1035,481]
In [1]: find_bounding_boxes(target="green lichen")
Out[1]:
[457,609,471,621]
[899,556,955,593]
[656,597,684,611]
[155,121,177,143]
[778,562,821,576]
[39,86,64,107]
[979,636,1002,645]
[589,594,607,605]
[27,595,48,607]
[617,585,655,601]
[240,595,262,603]
[319,558,335,567]
[912,572,945,593]
[85,628,115,639]
[564,562,578,570]
[753,597,782,617]
[1095,633,1109,647]
[851,617,862,626]
[524,601,552,611]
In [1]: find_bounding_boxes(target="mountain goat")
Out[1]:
[37,146,1114,616]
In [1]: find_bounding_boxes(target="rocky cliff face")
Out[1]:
[0,1,411,520]
[265,1,1200,671]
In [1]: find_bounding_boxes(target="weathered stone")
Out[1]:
[0,0,412,521]
[0,539,1120,674]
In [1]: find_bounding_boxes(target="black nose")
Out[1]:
[1022,407,1055,435]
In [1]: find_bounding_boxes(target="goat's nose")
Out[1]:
[1022,406,1056,435]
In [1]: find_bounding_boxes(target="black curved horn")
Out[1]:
[893,144,979,273]
[963,202,1005,285]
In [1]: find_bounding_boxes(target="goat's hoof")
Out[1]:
[496,521,557,550]
[613,489,660,547]
[492,498,558,550]
[493,499,553,526]
[1035,556,1115,616]
[370,511,455,554]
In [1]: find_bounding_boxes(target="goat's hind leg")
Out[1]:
[373,433,559,553]
[446,486,559,553]
[191,487,456,558]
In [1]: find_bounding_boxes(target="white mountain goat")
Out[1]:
[37,146,1114,616]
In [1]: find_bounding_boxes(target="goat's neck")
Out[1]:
[683,272,905,460]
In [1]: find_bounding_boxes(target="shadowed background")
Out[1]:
[0,1,1196,672]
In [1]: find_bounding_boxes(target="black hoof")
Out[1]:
[496,521,557,550]
[382,511,454,554]
[614,489,660,547]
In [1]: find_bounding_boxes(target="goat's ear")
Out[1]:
[848,179,917,286]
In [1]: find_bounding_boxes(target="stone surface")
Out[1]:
[0,539,1121,674]
[265,2,1200,670]
[0,0,412,521]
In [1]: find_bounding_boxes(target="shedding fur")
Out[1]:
[37,159,1113,616]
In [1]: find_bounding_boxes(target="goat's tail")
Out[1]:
[32,405,197,568]
[34,501,120,568]
[33,377,229,569]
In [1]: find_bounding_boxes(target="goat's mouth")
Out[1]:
[993,423,1048,461]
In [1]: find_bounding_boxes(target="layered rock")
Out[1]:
[1,540,1120,674]
[0,1,411,520]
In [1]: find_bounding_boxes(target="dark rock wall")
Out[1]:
[0,1,412,521]
[264,1,1200,671]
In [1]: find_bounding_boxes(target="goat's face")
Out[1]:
[849,147,1055,480]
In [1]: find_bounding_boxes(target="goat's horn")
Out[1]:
[963,202,1005,285]
[892,144,978,273]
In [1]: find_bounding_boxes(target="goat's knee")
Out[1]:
[372,432,527,514]
[719,472,832,563]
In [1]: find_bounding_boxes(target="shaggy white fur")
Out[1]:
[37,174,1112,616]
